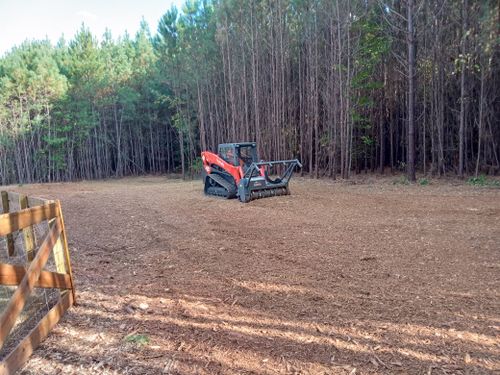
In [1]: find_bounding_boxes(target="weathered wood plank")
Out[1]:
[0,219,61,350]
[49,218,66,274]
[0,203,58,237]
[5,192,50,208]
[18,195,36,262]
[56,200,76,304]
[0,263,72,289]
[0,192,15,257]
[0,291,73,375]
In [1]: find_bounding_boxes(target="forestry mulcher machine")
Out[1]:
[201,142,302,203]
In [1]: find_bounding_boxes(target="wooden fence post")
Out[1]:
[19,194,36,262]
[49,215,66,274]
[56,200,76,304]
[1,192,15,257]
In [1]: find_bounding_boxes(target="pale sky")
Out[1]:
[0,0,184,56]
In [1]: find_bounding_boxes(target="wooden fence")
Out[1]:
[0,191,75,374]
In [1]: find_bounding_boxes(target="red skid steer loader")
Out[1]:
[201,142,302,203]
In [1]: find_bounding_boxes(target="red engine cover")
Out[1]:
[201,151,244,184]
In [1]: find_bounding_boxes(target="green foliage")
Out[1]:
[357,96,374,109]
[419,178,430,186]
[171,111,187,133]
[124,334,150,346]
[467,175,486,186]
[467,175,500,187]
[350,8,389,159]
[352,10,390,91]
[190,157,203,174]
[319,132,330,147]
[361,136,374,146]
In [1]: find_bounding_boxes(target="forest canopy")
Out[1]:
[0,0,498,185]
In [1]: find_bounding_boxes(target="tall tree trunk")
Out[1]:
[407,0,416,182]
[475,67,485,177]
[458,0,468,177]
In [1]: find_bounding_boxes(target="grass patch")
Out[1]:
[419,178,430,186]
[467,175,500,187]
[393,175,410,185]
[124,333,150,346]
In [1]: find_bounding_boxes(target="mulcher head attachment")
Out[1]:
[237,159,302,203]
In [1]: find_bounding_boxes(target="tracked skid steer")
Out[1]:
[201,142,302,203]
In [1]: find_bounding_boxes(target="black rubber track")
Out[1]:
[205,173,237,199]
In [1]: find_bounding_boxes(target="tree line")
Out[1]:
[0,0,498,185]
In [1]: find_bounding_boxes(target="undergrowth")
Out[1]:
[467,175,500,187]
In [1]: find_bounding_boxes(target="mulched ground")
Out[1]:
[5,175,499,374]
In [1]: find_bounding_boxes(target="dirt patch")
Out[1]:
[5,176,499,374]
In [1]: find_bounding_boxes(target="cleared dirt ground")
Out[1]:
[7,176,500,374]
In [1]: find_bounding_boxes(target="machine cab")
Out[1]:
[218,142,258,169]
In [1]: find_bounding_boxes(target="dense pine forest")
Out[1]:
[0,0,498,185]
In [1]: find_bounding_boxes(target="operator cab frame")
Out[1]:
[218,142,258,168]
